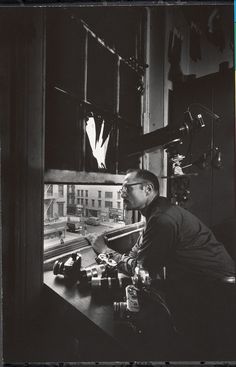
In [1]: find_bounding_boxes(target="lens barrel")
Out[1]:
[91,275,132,290]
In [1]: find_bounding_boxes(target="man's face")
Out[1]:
[120,172,149,210]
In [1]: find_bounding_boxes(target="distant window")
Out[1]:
[77,190,80,196]
[47,203,54,218]
[117,201,121,209]
[68,185,75,193]
[105,192,113,199]
[58,202,64,217]
[81,190,84,197]
[117,191,121,200]
[85,190,88,197]
[98,191,101,198]
[46,184,53,196]
[77,198,80,204]
[105,201,112,208]
[92,199,95,207]
[98,200,101,207]
[58,184,64,197]
[85,199,88,205]
[81,198,84,205]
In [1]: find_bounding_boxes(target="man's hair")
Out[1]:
[126,169,160,193]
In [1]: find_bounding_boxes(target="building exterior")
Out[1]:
[44,184,67,220]
[67,184,124,221]
[44,183,124,223]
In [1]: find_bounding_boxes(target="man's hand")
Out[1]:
[86,232,109,254]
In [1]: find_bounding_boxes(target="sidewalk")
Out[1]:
[44,231,82,250]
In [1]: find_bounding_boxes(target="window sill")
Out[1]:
[44,169,125,184]
[43,246,129,360]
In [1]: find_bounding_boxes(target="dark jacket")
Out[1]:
[111,196,235,281]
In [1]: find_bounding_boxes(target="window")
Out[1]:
[46,184,53,196]
[45,8,144,173]
[117,191,121,200]
[117,201,121,209]
[58,202,64,217]
[43,183,144,269]
[58,184,64,197]
[105,201,113,208]
[68,185,75,193]
[43,6,146,272]
[47,203,54,218]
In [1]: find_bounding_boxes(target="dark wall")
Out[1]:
[0,8,45,361]
[169,68,235,257]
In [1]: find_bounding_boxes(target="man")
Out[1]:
[91,169,236,358]
[93,168,235,281]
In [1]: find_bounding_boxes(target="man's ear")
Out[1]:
[146,183,153,194]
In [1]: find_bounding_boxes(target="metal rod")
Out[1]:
[82,29,89,170]
[69,14,146,75]
[104,227,143,242]
[115,56,120,174]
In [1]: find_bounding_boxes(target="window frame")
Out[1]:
[43,175,134,270]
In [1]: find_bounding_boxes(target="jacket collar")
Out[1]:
[142,195,169,219]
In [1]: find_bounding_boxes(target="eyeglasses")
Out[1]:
[118,182,144,194]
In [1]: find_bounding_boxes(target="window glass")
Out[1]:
[105,201,113,208]
[57,202,64,217]
[58,184,64,197]
[46,184,53,196]
[44,184,126,256]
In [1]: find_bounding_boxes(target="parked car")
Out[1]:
[67,221,83,233]
[85,217,101,226]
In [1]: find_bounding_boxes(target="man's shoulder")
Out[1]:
[152,196,174,213]
[150,196,180,221]
[151,198,204,227]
